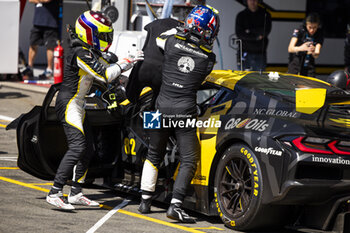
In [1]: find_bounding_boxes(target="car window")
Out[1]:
[236,73,333,100]
[197,88,219,105]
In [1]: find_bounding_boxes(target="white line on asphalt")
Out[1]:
[86,198,131,233]
[0,158,17,162]
[23,80,54,85]
[0,115,15,122]
[0,157,17,162]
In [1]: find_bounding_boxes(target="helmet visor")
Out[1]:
[98,31,114,44]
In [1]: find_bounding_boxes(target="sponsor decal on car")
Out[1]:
[225,118,268,132]
[253,108,298,118]
[312,155,350,165]
[214,192,223,218]
[255,147,282,156]
[193,174,206,181]
[124,137,136,155]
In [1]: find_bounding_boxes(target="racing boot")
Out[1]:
[166,203,196,223]
[138,198,152,214]
[68,192,100,207]
[46,191,75,210]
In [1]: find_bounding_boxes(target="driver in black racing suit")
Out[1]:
[46,10,143,210]
[138,5,220,223]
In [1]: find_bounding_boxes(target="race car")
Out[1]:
[8,70,350,231]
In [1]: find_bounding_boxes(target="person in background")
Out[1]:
[138,5,220,223]
[46,10,143,210]
[23,0,60,80]
[344,24,350,72]
[287,13,323,77]
[235,0,272,71]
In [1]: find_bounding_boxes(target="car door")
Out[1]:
[15,84,66,180]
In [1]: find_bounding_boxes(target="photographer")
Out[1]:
[287,13,323,77]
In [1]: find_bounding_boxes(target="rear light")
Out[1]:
[291,136,350,155]
[292,137,332,154]
[328,140,350,155]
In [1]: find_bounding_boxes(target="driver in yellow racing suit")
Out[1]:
[46,10,143,210]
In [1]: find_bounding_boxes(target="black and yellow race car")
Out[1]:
[9,70,350,231]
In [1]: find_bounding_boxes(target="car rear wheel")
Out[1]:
[214,144,288,230]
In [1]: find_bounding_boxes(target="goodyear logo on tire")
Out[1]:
[241,147,259,197]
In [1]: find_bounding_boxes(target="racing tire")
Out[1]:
[214,144,288,230]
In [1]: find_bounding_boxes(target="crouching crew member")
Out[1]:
[46,10,143,210]
[138,5,220,223]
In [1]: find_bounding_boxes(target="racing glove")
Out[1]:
[105,50,144,83]
[102,51,119,63]
[118,50,144,72]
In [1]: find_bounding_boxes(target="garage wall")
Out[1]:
[207,0,308,70]
[0,0,20,73]
[19,0,344,70]
[206,0,343,70]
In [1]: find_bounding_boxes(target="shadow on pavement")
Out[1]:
[0,91,29,99]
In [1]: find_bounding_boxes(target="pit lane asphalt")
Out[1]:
[0,81,300,233]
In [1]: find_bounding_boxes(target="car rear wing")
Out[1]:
[322,90,350,133]
[325,90,350,106]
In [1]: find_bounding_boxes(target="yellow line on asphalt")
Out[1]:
[193,226,224,230]
[0,124,6,128]
[0,176,50,193]
[0,176,209,233]
[0,167,19,169]
[117,209,206,233]
[29,183,54,185]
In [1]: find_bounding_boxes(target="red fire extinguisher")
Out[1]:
[54,40,64,84]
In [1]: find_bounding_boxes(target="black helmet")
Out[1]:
[326,70,350,90]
